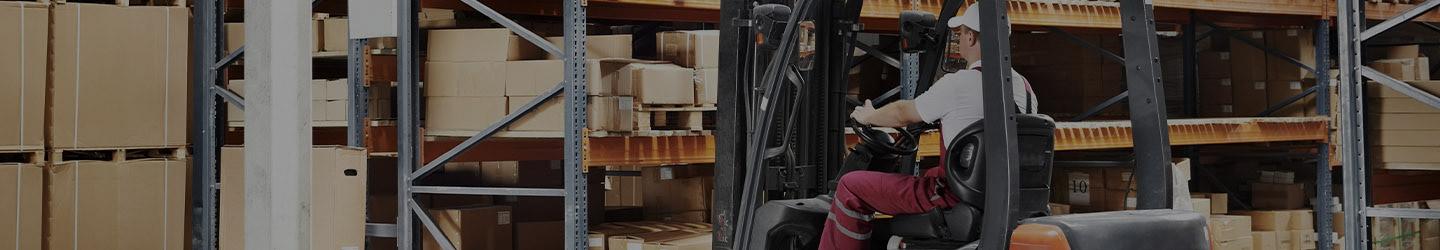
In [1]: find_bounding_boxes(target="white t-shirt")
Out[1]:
[913,61,1037,146]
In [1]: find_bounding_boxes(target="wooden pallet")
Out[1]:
[50,146,189,162]
[0,150,44,164]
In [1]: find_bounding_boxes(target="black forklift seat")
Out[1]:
[889,114,1057,242]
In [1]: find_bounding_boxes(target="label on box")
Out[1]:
[605,176,615,190]
[1220,52,1230,60]
[498,211,512,225]
[1250,31,1263,39]
[1222,105,1234,113]
[1290,81,1302,90]
[1254,82,1266,90]
[1126,197,1137,208]
[1068,173,1093,206]
[660,167,675,180]
[1220,79,1232,86]
[1287,30,1299,37]
[589,238,604,247]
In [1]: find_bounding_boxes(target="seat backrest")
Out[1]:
[943,114,1057,217]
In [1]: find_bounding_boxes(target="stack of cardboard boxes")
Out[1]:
[1211,215,1256,250]
[0,3,46,249]
[34,3,194,250]
[1370,45,1432,82]
[1199,29,1319,117]
[226,79,353,125]
[224,14,344,54]
[1365,55,1440,170]
[1252,170,1307,210]
[1239,210,1318,250]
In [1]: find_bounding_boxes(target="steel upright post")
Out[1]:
[348,38,367,147]
[1119,0,1174,209]
[396,0,418,247]
[975,0,1020,249]
[1313,19,1334,250]
[562,0,590,248]
[1336,0,1369,249]
[190,0,223,248]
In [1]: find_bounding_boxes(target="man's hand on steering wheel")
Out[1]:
[850,100,877,126]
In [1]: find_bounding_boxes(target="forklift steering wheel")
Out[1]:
[849,118,921,155]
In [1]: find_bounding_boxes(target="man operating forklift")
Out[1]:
[821,6,1038,249]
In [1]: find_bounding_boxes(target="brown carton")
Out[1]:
[51,4,189,149]
[1267,80,1315,117]
[608,230,706,250]
[505,95,633,132]
[0,2,46,151]
[503,59,654,96]
[1384,45,1422,59]
[606,166,645,207]
[323,17,349,52]
[1253,182,1306,210]
[426,61,507,97]
[423,206,513,250]
[1265,29,1316,81]
[643,166,713,223]
[1104,189,1137,211]
[657,30,719,69]
[516,221,565,250]
[1215,236,1256,250]
[1049,203,1071,215]
[1210,215,1255,242]
[697,68,719,105]
[1104,168,1136,191]
[1372,58,1420,81]
[428,29,544,62]
[1192,192,1231,214]
[1254,231,1280,250]
[1290,210,1316,230]
[426,96,508,133]
[644,233,712,250]
[1192,198,1212,217]
[479,161,563,188]
[224,22,244,53]
[1242,210,1294,231]
[547,34,633,59]
[1291,230,1318,250]
[1052,168,1107,212]
[219,147,368,250]
[618,63,698,105]
[0,164,40,250]
[47,160,189,250]
[1233,80,1270,117]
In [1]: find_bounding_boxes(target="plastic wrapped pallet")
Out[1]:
[50,3,189,149]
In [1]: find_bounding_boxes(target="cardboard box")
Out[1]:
[1243,210,1294,231]
[426,61,507,97]
[643,166,713,223]
[1373,58,1421,81]
[516,221,565,250]
[0,164,40,250]
[1385,45,1422,59]
[606,166,645,207]
[547,34,633,59]
[1201,78,1235,104]
[1290,210,1316,230]
[1371,114,1440,130]
[503,59,655,96]
[1052,168,1107,212]
[1215,236,1256,250]
[428,29,544,62]
[658,30,719,69]
[1210,215,1255,242]
[1265,29,1316,81]
[1192,193,1231,214]
[1104,168,1136,191]
[47,160,189,250]
[479,160,563,188]
[51,4,189,149]
[219,147,367,250]
[1255,231,1280,250]
[1291,230,1318,250]
[618,63,697,105]
[323,17,349,52]
[1253,182,1306,210]
[645,233,712,250]
[426,96,508,132]
[0,2,46,151]
[697,68,719,105]
[1267,80,1315,117]
[423,206,513,250]
[1192,198,1213,216]
[1200,52,1233,78]
[505,95,634,132]
[223,21,321,53]
[510,197,564,223]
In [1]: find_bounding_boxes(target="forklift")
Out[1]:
[714,0,1211,249]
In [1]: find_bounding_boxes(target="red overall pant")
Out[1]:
[820,159,960,249]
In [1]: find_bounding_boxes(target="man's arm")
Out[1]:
[850,100,925,128]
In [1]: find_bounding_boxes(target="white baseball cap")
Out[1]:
[947,5,1010,35]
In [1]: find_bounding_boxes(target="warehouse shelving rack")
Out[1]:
[186,0,1440,249]
[1336,0,1440,249]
